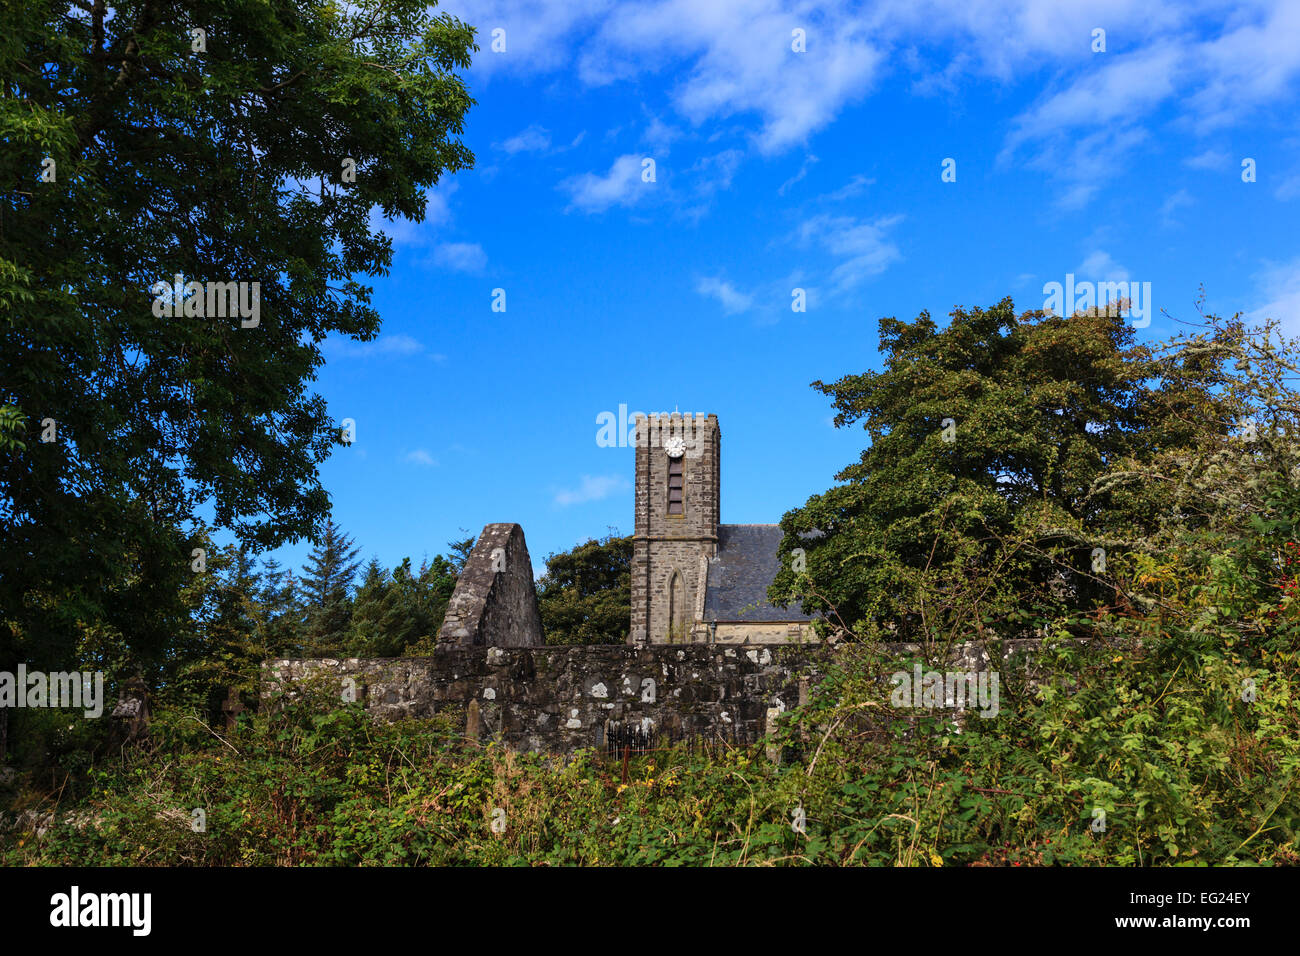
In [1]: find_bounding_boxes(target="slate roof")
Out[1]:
[703,524,816,622]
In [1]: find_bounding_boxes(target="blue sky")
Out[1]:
[265,0,1300,579]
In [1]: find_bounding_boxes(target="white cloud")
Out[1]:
[324,334,430,360]
[442,1,1300,205]
[554,474,629,506]
[438,0,614,80]
[1249,256,1300,333]
[1185,147,1232,170]
[1076,250,1130,281]
[822,173,874,201]
[497,124,552,153]
[1159,188,1194,226]
[643,116,681,151]
[1180,1,1300,133]
[1005,43,1182,149]
[406,449,437,467]
[560,154,649,212]
[690,148,744,197]
[1276,166,1300,201]
[422,183,459,229]
[778,153,818,195]
[907,50,973,98]
[696,275,754,315]
[430,242,488,273]
[797,212,904,293]
[997,4,1300,206]
[1006,120,1151,211]
[581,1,886,154]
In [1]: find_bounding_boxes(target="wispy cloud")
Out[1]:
[1076,250,1130,281]
[406,449,437,467]
[797,212,903,294]
[447,0,1300,208]
[998,3,1300,207]
[430,242,488,273]
[438,0,611,80]
[579,1,886,155]
[324,334,436,361]
[696,275,754,315]
[822,173,874,202]
[1275,142,1300,200]
[690,148,743,198]
[560,154,651,213]
[778,154,818,196]
[1185,147,1231,171]
[497,124,552,154]
[1006,122,1151,211]
[1249,255,1300,333]
[1159,188,1194,226]
[554,474,629,506]
[643,116,681,152]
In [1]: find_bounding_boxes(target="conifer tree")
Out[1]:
[299,520,363,654]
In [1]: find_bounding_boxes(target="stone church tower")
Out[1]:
[630,413,719,644]
[629,412,818,645]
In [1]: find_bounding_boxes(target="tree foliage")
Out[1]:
[0,0,476,673]
[772,298,1229,642]
[297,518,362,655]
[348,554,459,657]
[537,533,632,645]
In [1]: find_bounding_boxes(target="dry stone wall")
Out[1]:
[266,643,830,755]
[265,633,1037,757]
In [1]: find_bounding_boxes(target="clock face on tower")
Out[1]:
[664,437,686,458]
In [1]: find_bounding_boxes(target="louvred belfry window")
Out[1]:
[667,454,684,514]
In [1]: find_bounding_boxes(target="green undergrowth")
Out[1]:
[4,615,1296,866]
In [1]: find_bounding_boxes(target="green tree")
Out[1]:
[350,557,424,656]
[0,1,476,675]
[347,556,389,649]
[772,299,1228,641]
[412,552,460,645]
[257,556,301,656]
[299,519,363,655]
[447,533,476,573]
[167,541,267,711]
[538,533,632,645]
[350,550,463,656]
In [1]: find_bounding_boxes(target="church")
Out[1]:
[628,413,817,645]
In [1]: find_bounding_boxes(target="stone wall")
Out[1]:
[266,643,829,755]
[265,637,1042,756]
[436,523,544,647]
